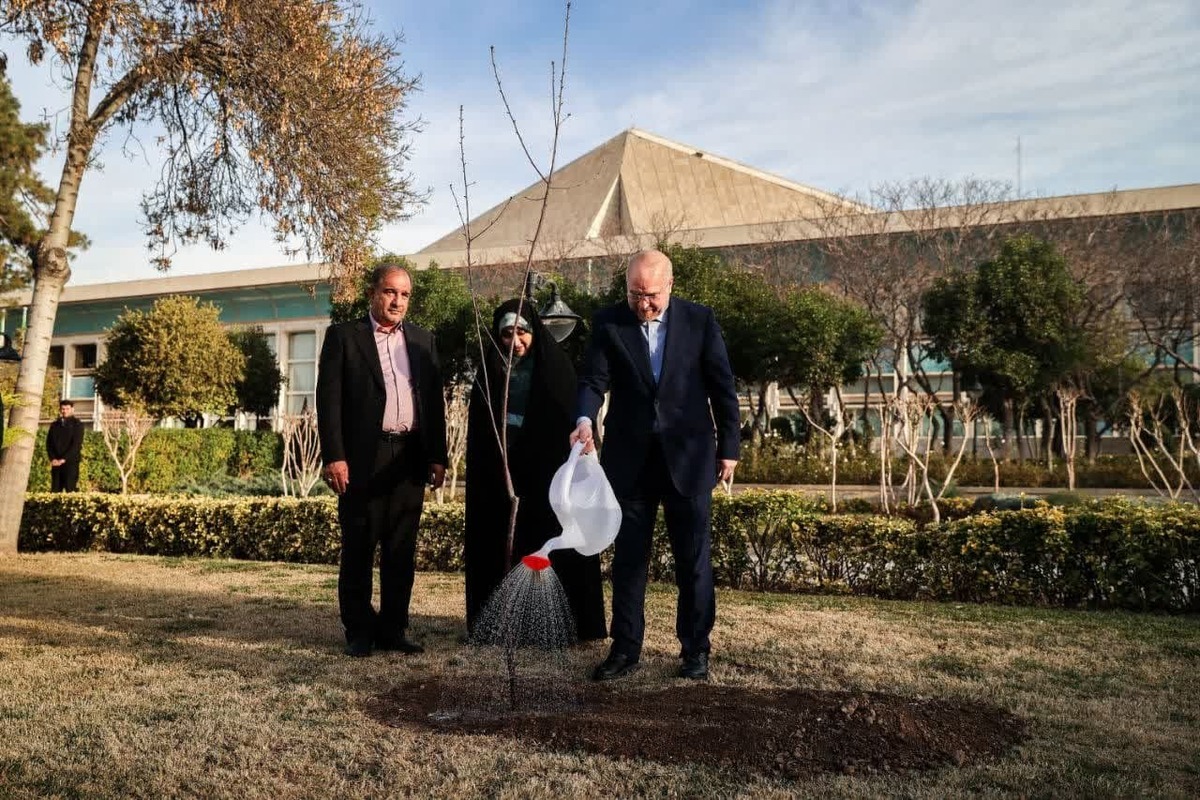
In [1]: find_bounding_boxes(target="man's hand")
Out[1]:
[717,459,737,484]
[570,419,595,454]
[50,459,64,468]
[429,463,446,489]
[323,460,349,495]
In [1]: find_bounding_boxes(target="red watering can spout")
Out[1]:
[522,554,551,571]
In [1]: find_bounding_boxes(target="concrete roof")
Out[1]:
[417,128,870,257]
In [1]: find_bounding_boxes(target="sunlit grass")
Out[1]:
[0,552,1196,798]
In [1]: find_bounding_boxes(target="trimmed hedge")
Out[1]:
[18,494,463,571]
[18,491,1199,611]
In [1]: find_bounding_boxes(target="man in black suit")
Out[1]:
[572,248,741,681]
[47,399,85,492]
[317,262,448,658]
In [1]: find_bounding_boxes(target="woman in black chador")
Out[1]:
[464,298,607,641]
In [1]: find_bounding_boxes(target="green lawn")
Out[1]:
[0,553,1197,798]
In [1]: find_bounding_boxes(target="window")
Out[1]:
[67,375,95,399]
[48,346,64,370]
[65,342,97,400]
[286,331,317,414]
[73,343,97,369]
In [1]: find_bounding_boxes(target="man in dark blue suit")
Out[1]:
[572,249,740,681]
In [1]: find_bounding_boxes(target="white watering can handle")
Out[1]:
[556,440,586,511]
[534,441,587,561]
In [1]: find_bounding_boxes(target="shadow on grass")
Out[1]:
[0,559,468,686]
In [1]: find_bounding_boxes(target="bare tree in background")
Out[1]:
[1126,390,1200,502]
[793,387,850,512]
[439,382,470,503]
[99,409,155,495]
[887,392,981,523]
[1055,383,1086,491]
[281,409,322,498]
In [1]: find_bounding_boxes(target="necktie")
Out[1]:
[644,320,662,383]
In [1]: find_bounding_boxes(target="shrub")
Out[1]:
[651,493,1197,611]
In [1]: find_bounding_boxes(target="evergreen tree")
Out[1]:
[93,296,246,426]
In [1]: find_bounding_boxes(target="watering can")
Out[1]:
[522,441,621,570]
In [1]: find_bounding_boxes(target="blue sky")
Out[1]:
[4,0,1198,285]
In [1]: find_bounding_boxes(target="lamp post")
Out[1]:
[0,331,22,446]
[523,272,581,343]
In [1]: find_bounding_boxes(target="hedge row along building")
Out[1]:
[2,128,1196,438]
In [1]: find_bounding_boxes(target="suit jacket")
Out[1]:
[578,298,740,498]
[316,318,448,484]
[47,417,85,463]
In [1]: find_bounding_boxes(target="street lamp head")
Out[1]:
[523,272,581,343]
[538,283,582,343]
[0,331,21,363]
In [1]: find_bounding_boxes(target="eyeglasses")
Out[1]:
[626,290,665,302]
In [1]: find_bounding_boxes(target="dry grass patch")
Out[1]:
[0,553,1196,798]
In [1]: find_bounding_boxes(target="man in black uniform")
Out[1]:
[47,400,85,492]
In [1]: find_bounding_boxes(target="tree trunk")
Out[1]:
[754,383,771,440]
[1015,405,1028,463]
[939,403,955,456]
[1041,397,1055,469]
[0,265,71,552]
[1001,400,1016,461]
[0,19,100,552]
[745,387,762,446]
[1083,402,1101,464]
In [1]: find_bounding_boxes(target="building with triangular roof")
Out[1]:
[418,128,870,267]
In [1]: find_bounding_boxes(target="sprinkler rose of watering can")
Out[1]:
[522,441,621,570]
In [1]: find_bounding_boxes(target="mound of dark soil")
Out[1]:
[364,678,1026,779]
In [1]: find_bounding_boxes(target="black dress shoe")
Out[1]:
[592,651,640,682]
[679,652,709,680]
[376,635,424,654]
[344,638,373,658]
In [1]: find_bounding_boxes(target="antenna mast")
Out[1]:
[1016,136,1022,198]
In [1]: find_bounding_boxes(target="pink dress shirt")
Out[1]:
[370,315,417,432]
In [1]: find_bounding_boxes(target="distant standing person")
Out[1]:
[572,249,740,681]
[47,400,85,492]
[316,262,448,658]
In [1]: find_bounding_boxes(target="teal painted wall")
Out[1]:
[52,283,333,336]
